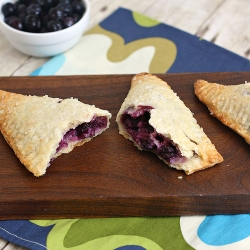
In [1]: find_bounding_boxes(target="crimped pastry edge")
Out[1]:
[0,89,112,177]
[117,73,223,175]
[194,79,250,145]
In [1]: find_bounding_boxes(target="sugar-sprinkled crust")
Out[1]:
[116,73,223,174]
[194,79,250,144]
[0,89,111,177]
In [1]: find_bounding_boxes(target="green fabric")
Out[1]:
[32,217,193,249]
[132,12,161,27]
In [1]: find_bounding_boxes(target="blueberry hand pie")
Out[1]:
[195,79,250,144]
[116,73,223,175]
[0,90,111,177]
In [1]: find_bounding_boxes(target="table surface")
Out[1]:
[0,0,249,249]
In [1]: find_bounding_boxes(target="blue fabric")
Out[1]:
[30,54,66,76]
[100,8,250,72]
[115,246,146,250]
[198,214,250,245]
[0,220,53,249]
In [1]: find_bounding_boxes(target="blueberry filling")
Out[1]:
[121,106,186,164]
[56,116,108,153]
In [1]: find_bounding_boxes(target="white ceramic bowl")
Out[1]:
[0,0,90,57]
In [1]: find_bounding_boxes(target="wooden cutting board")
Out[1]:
[0,72,249,219]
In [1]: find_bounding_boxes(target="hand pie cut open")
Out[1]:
[116,73,223,175]
[0,90,111,177]
[194,79,250,145]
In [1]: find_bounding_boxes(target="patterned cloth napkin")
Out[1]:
[0,7,249,250]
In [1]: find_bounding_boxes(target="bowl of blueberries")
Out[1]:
[0,0,90,57]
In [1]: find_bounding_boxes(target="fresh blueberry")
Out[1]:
[57,2,73,16]
[63,16,74,27]
[2,2,16,17]
[26,3,42,15]
[47,19,63,31]
[72,0,85,15]
[24,14,41,32]
[2,0,85,33]
[48,7,64,20]
[8,16,23,30]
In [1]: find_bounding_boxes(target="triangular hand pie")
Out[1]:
[0,90,111,177]
[116,73,223,175]
[194,79,250,144]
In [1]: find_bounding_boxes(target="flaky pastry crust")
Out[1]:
[0,89,111,177]
[194,79,250,144]
[116,73,223,174]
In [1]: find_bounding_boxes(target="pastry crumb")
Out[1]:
[178,176,183,179]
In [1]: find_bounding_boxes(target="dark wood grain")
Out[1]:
[0,72,249,219]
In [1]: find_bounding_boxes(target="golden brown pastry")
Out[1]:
[0,89,111,177]
[194,79,250,144]
[116,73,223,175]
